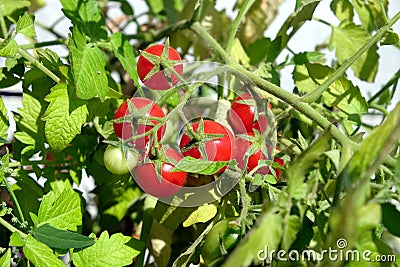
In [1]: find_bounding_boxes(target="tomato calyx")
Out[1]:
[139,38,186,83]
[180,118,226,158]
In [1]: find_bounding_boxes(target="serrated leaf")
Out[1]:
[69,27,108,101]
[330,22,379,82]
[36,183,82,231]
[72,231,141,267]
[110,32,140,88]
[103,186,142,221]
[294,63,368,116]
[24,236,65,267]
[32,224,95,249]
[223,207,283,266]
[60,0,107,40]
[0,0,30,17]
[16,13,36,37]
[153,201,197,230]
[0,248,11,267]
[0,97,9,140]
[172,156,229,175]
[324,149,341,171]
[42,83,88,151]
[182,204,217,227]
[0,37,17,57]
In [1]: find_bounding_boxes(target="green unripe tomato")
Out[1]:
[202,219,241,266]
[103,145,138,175]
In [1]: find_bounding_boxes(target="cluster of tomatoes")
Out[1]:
[103,43,284,199]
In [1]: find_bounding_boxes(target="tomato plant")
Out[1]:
[113,97,166,150]
[0,0,399,267]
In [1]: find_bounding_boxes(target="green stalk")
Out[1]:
[3,178,25,223]
[225,0,256,53]
[190,22,357,149]
[0,217,28,239]
[301,10,400,103]
[17,47,61,83]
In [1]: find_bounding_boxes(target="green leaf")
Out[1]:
[42,83,88,151]
[0,0,30,17]
[353,0,388,31]
[0,37,18,57]
[60,0,107,40]
[72,231,141,267]
[286,130,332,199]
[16,13,36,37]
[231,38,250,68]
[182,204,217,227]
[24,236,66,267]
[282,215,302,251]
[110,32,140,88]
[381,203,400,237]
[103,186,142,221]
[172,222,213,267]
[294,63,368,116]
[0,248,11,267]
[223,207,283,266]
[344,102,400,186]
[0,97,9,140]
[36,182,82,231]
[32,224,95,249]
[153,202,197,230]
[330,0,354,22]
[69,27,108,101]
[9,232,25,247]
[245,38,272,65]
[381,30,399,46]
[291,51,325,65]
[172,156,229,175]
[146,0,164,14]
[329,22,379,82]
[275,0,320,57]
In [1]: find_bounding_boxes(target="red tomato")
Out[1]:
[137,44,183,90]
[113,97,165,150]
[134,148,187,198]
[234,137,269,175]
[227,93,256,134]
[179,120,234,174]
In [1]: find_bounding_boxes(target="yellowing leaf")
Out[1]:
[182,204,217,227]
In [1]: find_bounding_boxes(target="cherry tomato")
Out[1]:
[227,93,256,134]
[113,97,166,150]
[227,93,272,134]
[179,120,234,174]
[103,145,139,175]
[137,44,183,90]
[234,137,269,175]
[133,148,187,198]
[202,219,241,266]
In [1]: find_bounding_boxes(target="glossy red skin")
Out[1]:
[113,97,165,150]
[179,120,234,174]
[134,148,187,198]
[234,137,269,175]
[137,44,183,90]
[227,93,256,134]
